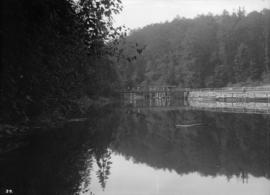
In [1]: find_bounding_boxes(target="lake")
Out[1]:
[0,97,270,195]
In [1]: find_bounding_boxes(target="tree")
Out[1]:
[213,65,229,87]
[1,0,124,124]
[76,0,123,54]
[96,150,112,190]
[233,43,250,82]
[262,9,270,73]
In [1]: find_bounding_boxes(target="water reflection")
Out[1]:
[89,153,270,195]
[114,109,270,179]
[0,102,270,194]
[0,106,120,195]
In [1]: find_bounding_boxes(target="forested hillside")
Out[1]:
[118,9,270,88]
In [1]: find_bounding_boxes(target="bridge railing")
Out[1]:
[121,85,270,93]
[186,86,270,92]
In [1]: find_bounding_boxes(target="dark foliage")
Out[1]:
[1,0,122,124]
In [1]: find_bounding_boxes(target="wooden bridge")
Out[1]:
[121,85,270,102]
[121,85,190,101]
[124,99,270,115]
[186,100,270,115]
[188,86,270,102]
[121,85,270,115]
[120,85,179,93]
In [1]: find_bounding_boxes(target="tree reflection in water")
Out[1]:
[95,149,112,190]
[0,105,269,194]
[0,106,119,195]
[113,109,270,182]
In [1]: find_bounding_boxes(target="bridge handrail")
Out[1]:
[187,86,270,92]
[121,86,270,93]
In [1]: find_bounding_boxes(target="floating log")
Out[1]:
[176,123,204,128]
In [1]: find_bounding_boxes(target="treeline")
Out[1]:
[1,0,122,124]
[118,9,270,88]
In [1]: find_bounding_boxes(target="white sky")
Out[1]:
[113,0,270,29]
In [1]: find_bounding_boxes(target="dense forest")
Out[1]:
[118,9,270,88]
[1,0,123,125]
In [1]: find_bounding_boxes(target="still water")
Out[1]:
[0,99,270,195]
[90,154,270,195]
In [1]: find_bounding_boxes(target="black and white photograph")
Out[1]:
[1,0,270,194]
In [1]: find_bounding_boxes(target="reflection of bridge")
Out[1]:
[186,101,270,115]
[126,103,270,115]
